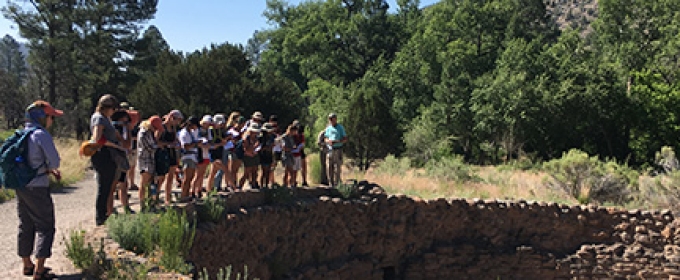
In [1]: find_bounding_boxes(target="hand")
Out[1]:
[51,170,62,181]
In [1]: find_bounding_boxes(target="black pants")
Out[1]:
[91,147,117,225]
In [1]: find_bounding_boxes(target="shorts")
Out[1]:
[260,151,273,166]
[274,151,283,162]
[167,148,179,167]
[181,158,198,169]
[127,151,137,167]
[210,147,224,162]
[118,171,127,183]
[282,153,294,168]
[293,156,302,171]
[199,159,210,166]
[243,155,260,168]
[154,149,171,176]
[224,150,235,162]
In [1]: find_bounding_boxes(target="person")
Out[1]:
[280,124,298,187]
[239,122,261,189]
[292,122,308,187]
[207,114,228,192]
[215,112,241,191]
[259,123,276,188]
[178,116,201,201]
[137,116,164,205]
[18,100,62,280]
[242,111,264,133]
[227,115,246,191]
[110,110,134,214]
[268,115,281,185]
[90,95,128,226]
[157,110,183,205]
[324,113,347,187]
[121,102,140,191]
[192,115,213,197]
[316,128,329,185]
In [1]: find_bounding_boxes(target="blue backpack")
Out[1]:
[0,127,43,189]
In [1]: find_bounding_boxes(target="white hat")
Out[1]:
[247,122,261,133]
[200,115,213,125]
[213,114,226,124]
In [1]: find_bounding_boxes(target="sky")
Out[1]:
[0,0,439,53]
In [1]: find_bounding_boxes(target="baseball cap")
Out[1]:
[168,110,184,120]
[149,115,164,132]
[120,102,131,110]
[29,100,64,117]
[328,113,337,119]
[201,115,213,125]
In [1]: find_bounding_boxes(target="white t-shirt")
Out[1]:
[198,128,212,162]
[225,127,241,150]
[179,128,199,162]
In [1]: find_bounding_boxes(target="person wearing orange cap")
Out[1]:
[18,100,63,279]
[137,116,164,205]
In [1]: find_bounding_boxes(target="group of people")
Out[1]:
[12,95,348,279]
[86,95,349,226]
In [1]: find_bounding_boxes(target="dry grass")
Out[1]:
[50,138,90,188]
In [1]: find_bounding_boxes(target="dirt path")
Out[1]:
[0,173,114,279]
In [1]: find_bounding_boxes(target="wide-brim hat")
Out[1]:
[247,122,261,133]
[79,142,101,157]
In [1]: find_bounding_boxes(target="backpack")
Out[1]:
[0,127,44,189]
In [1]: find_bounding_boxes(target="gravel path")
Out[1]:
[0,173,113,279]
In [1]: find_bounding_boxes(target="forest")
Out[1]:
[1,0,679,169]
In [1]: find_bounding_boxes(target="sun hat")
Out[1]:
[149,115,164,131]
[213,114,226,125]
[252,111,264,120]
[262,123,276,132]
[328,113,337,119]
[120,102,131,110]
[247,122,261,133]
[201,115,213,125]
[168,109,184,120]
[79,142,101,157]
[28,100,64,117]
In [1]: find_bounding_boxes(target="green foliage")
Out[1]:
[308,153,324,185]
[0,188,15,203]
[424,155,477,183]
[64,230,95,270]
[655,146,679,174]
[375,155,411,176]
[336,182,360,200]
[198,265,257,280]
[157,210,196,274]
[197,190,226,224]
[543,149,637,205]
[106,213,156,255]
[263,184,295,205]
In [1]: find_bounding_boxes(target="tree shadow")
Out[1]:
[50,185,79,195]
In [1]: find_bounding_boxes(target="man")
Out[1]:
[18,100,63,279]
[324,113,347,187]
[316,128,329,185]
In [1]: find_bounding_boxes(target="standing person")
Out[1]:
[178,116,201,201]
[293,122,308,186]
[268,115,281,185]
[324,113,348,187]
[157,110,183,205]
[227,115,246,191]
[121,102,141,191]
[242,111,264,133]
[215,112,240,191]
[137,116,164,206]
[207,114,228,192]
[259,123,276,188]
[280,124,298,187]
[192,115,213,197]
[110,110,134,214]
[17,101,62,280]
[290,121,305,187]
[90,95,128,226]
[316,128,329,185]
[239,122,261,189]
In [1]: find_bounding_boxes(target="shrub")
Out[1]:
[374,155,411,177]
[198,190,225,224]
[543,149,636,205]
[157,209,195,274]
[308,153,324,185]
[424,155,476,182]
[106,213,156,255]
[64,230,95,270]
[0,188,15,203]
[656,146,679,173]
[198,265,256,280]
[336,182,359,199]
[263,184,294,205]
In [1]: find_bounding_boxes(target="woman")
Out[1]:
[178,116,201,201]
[192,115,213,197]
[215,112,240,191]
[17,100,62,280]
[157,110,183,205]
[239,122,261,189]
[110,110,134,214]
[280,124,298,188]
[226,114,246,191]
[137,116,164,205]
[207,114,228,192]
[259,123,276,188]
[291,121,306,187]
[90,94,128,226]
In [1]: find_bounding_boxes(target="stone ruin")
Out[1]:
[180,182,680,279]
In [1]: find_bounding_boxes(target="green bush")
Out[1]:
[424,155,477,182]
[0,188,15,203]
[543,149,637,205]
[336,182,359,199]
[198,190,225,224]
[374,155,411,176]
[308,153,324,185]
[656,146,679,173]
[157,210,195,274]
[106,213,156,255]
[64,230,95,270]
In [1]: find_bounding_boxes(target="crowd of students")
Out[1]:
[86,95,346,225]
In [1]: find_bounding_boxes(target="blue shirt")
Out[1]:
[24,123,60,187]
[324,124,347,148]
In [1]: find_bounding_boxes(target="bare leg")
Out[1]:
[181,168,196,199]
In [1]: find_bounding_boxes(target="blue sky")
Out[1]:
[1,0,439,53]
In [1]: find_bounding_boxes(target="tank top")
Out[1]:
[160,124,177,143]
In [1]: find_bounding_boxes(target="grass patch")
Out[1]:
[50,138,89,189]
[308,153,324,185]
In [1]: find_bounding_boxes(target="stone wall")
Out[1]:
[187,184,680,279]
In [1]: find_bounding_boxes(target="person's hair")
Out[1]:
[96,94,119,112]
[227,111,241,127]
[285,124,298,135]
[111,110,130,122]
[140,120,152,130]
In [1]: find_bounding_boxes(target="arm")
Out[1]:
[35,130,60,171]
[92,124,126,151]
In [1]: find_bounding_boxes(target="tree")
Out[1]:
[0,34,28,85]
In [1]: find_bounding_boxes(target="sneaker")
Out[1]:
[302,182,309,187]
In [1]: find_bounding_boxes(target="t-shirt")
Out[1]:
[292,134,305,157]
[226,127,241,150]
[179,128,199,162]
[282,134,296,154]
[324,124,346,148]
[90,112,119,144]
[198,127,212,161]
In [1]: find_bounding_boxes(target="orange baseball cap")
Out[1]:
[31,100,64,117]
